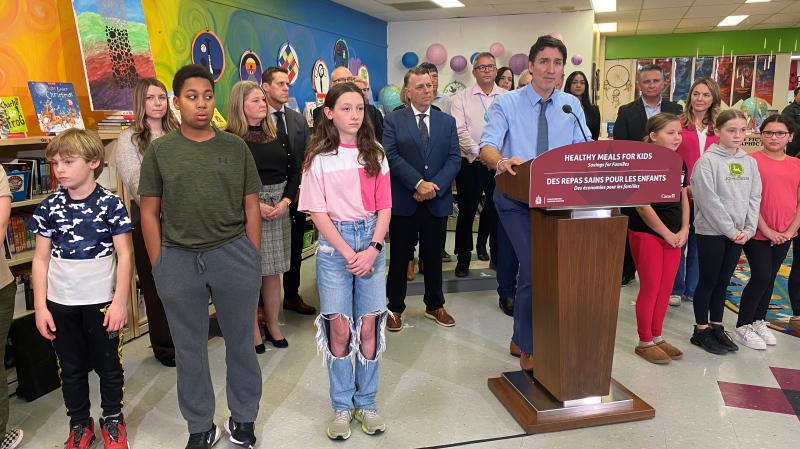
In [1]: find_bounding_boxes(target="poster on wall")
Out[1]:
[240,51,262,84]
[655,58,673,102]
[604,62,632,114]
[790,60,798,91]
[277,43,300,86]
[714,56,734,106]
[334,38,349,69]
[694,57,714,80]
[192,31,225,83]
[72,0,157,111]
[672,58,692,102]
[755,55,776,105]
[312,59,330,94]
[634,59,653,101]
[358,65,370,83]
[731,56,755,105]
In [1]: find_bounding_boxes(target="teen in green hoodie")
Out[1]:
[690,109,762,355]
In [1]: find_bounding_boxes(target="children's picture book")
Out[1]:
[27,82,85,134]
[0,97,28,137]
[211,108,226,129]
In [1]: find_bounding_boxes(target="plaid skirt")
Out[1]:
[259,182,291,276]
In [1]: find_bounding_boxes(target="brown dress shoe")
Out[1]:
[509,341,521,358]
[283,295,317,315]
[424,308,455,327]
[789,316,800,333]
[406,260,416,281]
[387,312,403,331]
[656,340,683,360]
[520,352,534,371]
[635,344,671,364]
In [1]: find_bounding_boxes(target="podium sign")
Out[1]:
[528,140,683,209]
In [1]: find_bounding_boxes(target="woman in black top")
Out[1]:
[623,113,689,365]
[495,67,515,91]
[565,71,600,140]
[227,81,299,351]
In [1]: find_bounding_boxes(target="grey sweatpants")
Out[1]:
[152,236,262,433]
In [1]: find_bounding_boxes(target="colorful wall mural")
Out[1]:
[0,0,387,135]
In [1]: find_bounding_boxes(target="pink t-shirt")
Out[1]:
[299,143,392,222]
[749,151,800,240]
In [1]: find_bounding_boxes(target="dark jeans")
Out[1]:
[739,239,791,327]
[454,159,489,262]
[48,300,124,424]
[476,168,498,261]
[496,217,519,299]
[130,202,174,360]
[0,282,16,433]
[283,202,307,298]
[788,233,800,315]
[387,205,447,313]
[693,235,743,325]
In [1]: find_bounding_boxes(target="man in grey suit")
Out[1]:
[261,66,316,315]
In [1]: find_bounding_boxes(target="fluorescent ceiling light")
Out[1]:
[597,22,617,32]
[431,0,465,7]
[718,15,748,26]
[591,0,616,13]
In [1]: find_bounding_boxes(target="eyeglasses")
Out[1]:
[360,87,370,94]
[475,64,497,73]
[763,131,790,138]
[332,76,356,84]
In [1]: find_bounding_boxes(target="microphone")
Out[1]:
[562,104,588,142]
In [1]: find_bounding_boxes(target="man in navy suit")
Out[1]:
[614,64,682,288]
[383,66,461,331]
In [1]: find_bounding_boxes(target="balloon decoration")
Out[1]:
[470,52,480,64]
[571,54,583,65]
[401,52,419,68]
[426,44,447,65]
[508,53,528,75]
[548,31,564,41]
[450,55,468,73]
[489,42,505,58]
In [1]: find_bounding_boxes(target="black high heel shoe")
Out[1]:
[255,343,266,354]
[263,324,288,348]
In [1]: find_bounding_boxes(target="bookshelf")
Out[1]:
[0,134,121,147]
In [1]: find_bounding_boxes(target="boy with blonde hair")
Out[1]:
[31,129,133,449]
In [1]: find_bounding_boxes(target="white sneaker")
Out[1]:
[669,295,681,307]
[752,320,777,346]
[734,324,767,350]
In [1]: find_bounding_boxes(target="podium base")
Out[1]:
[488,372,654,434]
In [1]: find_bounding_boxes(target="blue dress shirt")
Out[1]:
[479,85,591,161]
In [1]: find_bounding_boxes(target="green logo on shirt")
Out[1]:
[729,163,744,175]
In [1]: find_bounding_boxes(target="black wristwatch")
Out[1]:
[369,241,383,252]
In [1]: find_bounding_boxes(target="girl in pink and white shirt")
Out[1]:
[298,82,391,440]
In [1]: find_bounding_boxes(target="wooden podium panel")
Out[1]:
[530,209,627,401]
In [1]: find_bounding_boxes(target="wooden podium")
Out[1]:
[488,141,684,433]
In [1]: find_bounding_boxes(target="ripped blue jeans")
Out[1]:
[314,215,388,411]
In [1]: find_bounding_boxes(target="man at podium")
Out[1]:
[479,35,589,371]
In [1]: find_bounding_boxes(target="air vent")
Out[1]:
[390,1,440,11]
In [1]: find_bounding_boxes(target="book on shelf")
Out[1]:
[96,110,134,135]
[0,97,28,138]
[27,82,85,135]
[3,213,35,260]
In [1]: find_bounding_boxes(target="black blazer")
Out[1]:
[613,98,682,142]
[283,107,311,172]
[313,104,384,142]
[382,106,460,217]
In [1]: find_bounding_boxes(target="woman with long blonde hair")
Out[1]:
[670,77,721,307]
[116,77,178,366]
[227,81,299,353]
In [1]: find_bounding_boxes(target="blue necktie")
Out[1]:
[537,99,551,157]
[418,113,429,153]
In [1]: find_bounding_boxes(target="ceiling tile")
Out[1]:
[638,19,681,29]
[639,7,688,21]
[782,2,800,13]
[497,3,548,14]
[450,5,500,17]
[685,4,739,18]
[540,0,593,13]
[333,0,398,13]
[370,11,413,21]
[637,28,676,35]
[672,27,715,33]
[732,1,795,15]
[595,10,641,22]
[617,0,643,11]
[689,0,745,5]
[760,12,800,24]
[617,21,639,32]
[677,17,723,28]
[642,0,693,8]
[738,14,772,26]
[614,31,637,36]
[487,0,543,4]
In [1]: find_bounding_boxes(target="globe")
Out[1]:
[378,84,403,113]
[741,97,769,119]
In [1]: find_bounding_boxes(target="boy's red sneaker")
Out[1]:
[64,418,95,449]
[100,414,130,449]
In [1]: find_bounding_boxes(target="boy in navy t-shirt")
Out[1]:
[31,129,133,449]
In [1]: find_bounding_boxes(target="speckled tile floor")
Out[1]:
[9,241,800,448]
